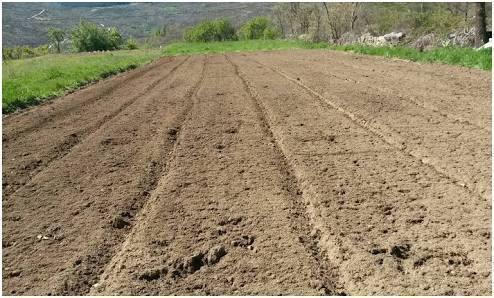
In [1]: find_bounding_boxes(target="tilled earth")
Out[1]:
[2,50,491,295]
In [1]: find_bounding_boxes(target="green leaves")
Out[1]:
[71,21,124,52]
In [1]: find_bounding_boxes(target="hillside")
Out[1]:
[2,2,275,47]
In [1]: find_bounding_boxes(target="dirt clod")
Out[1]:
[390,244,411,259]
[111,216,130,229]
[206,245,227,265]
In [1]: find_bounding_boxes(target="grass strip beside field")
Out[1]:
[329,44,492,70]
[164,40,492,71]
[2,49,163,113]
[163,40,330,56]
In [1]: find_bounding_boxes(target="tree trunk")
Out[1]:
[350,3,359,31]
[474,2,487,47]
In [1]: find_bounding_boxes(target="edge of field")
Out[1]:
[2,49,163,114]
[163,41,492,71]
[3,40,491,114]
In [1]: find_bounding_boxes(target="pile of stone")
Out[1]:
[338,31,406,46]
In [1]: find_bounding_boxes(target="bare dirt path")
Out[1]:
[2,50,491,295]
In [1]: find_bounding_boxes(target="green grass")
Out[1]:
[163,39,330,56]
[2,49,163,113]
[328,44,492,70]
[4,40,490,113]
[164,39,491,71]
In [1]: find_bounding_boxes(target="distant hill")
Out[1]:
[2,2,276,47]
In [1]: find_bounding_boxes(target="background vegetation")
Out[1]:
[184,19,236,42]
[329,45,492,70]
[2,2,492,114]
[164,40,329,56]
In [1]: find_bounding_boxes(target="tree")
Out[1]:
[474,2,488,47]
[350,3,360,31]
[238,17,279,40]
[71,21,123,52]
[48,28,65,53]
[184,19,236,42]
[311,4,323,42]
[272,5,286,38]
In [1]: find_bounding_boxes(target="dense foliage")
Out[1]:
[71,21,123,52]
[184,19,236,42]
[238,17,279,40]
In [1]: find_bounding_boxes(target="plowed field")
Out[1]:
[2,50,491,295]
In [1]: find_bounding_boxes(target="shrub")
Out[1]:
[184,19,236,42]
[263,26,280,40]
[71,21,123,52]
[238,17,279,40]
[48,28,65,53]
[126,38,138,50]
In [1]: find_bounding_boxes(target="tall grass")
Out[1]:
[2,49,163,113]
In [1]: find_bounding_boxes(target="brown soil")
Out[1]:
[2,50,491,295]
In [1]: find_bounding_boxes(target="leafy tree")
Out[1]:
[184,19,236,42]
[71,21,123,52]
[48,28,65,53]
[238,17,279,40]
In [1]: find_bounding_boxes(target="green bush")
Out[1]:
[263,26,280,40]
[71,21,123,52]
[184,19,236,42]
[126,38,138,50]
[238,17,279,40]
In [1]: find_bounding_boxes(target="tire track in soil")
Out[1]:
[2,56,189,197]
[2,56,204,296]
[246,56,487,202]
[226,55,341,295]
[3,56,174,139]
[88,55,209,295]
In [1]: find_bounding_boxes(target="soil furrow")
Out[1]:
[226,54,341,295]
[3,56,174,138]
[229,52,490,295]
[58,55,206,295]
[3,50,490,296]
[2,55,204,295]
[90,55,209,294]
[247,56,488,202]
[2,56,189,197]
[258,51,490,132]
[256,52,490,200]
[91,54,327,295]
[272,49,491,127]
